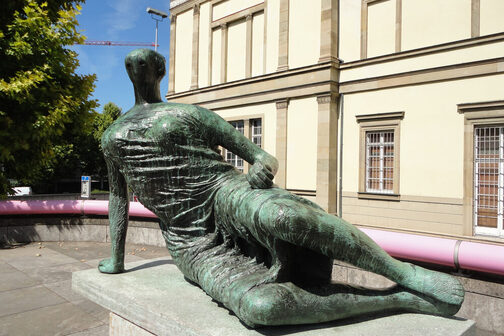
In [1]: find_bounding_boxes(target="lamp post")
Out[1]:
[146,7,168,51]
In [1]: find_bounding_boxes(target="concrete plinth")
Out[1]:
[72,258,476,336]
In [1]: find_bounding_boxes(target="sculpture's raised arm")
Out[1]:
[198,107,278,189]
[201,109,278,189]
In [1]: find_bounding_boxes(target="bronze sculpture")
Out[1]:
[99,49,464,327]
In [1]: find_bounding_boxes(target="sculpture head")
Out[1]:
[125,49,166,105]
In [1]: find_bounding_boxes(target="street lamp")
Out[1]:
[146,7,168,51]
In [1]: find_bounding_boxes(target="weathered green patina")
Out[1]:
[98,49,464,327]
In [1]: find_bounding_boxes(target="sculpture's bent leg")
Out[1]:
[257,200,464,313]
[236,281,458,327]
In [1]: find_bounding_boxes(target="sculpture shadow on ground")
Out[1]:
[126,259,174,272]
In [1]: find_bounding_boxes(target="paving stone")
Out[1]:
[44,242,111,262]
[0,268,41,292]
[0,302,103,336]
[45,280,85,303]
[74,299,110,325]
[0,285,65,317]
[23,261,91,284]
[66,324,108,336]
[3,249,78,271]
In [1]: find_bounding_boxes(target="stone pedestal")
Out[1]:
[72,258,476,336]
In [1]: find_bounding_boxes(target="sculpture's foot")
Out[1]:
[400,263,464,315]
[98,258,125,274]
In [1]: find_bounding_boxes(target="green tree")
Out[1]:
[90,102,122,190]
[93,102,122,147]
[0,0,97,197]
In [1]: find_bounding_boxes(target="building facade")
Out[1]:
[166,0,504,244]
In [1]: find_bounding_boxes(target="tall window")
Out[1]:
[224,118,262,172]
[251,118,262,147]
[356,111,403,200]
[226,121,245,172]
[365,131,394,193]
[474,126,504,236]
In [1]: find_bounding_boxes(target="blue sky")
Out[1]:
[71,0,172,113]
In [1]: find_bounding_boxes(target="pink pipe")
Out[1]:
[360,228,457,267]
[458,241,504,276]
[0,200,156,218]
[1,200,503,275]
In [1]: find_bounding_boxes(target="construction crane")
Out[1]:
[78,40,158,47]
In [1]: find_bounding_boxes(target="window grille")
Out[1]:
[226,120,244,172]
[365,130,394,194]
[251,119,262,148]
[474,126,504,236]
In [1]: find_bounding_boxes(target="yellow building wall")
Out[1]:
[288,0,321,69]
[402,0,471,51]
[286,97,318,191]
[198,2,211,88]
[339,0,361,63]
[213,0,264,21]
[251,12,265,77]
[175,9,193,93]
[367,0,395,58]
[480,0,504,36]
[211,28,221,85]
[340,41,504,82]
[227,20,247,82]
[213,103,277,157]
[342,74,504,199]
[265,0,279,73]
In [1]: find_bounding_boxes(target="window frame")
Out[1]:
[356,111,404,201]
[459,100,504,238]
[222,114,264,173]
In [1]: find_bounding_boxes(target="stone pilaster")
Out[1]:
[245,14,253,78]
[319,0,339,63]
[277,0,289,71]
[275,99,289,188]
[190,4,200,90]
[168,14,177,95]
[316,93,338,213]
[220,23,228,83]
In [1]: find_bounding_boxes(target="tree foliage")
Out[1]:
[93,102,122,147]
[0,0,97,197]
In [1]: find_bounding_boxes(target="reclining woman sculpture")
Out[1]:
[99,49,464,327]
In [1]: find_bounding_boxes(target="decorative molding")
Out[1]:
[211,3,265,28]
[275,99,290,110]
[193,3,200,14]
[458,100,504,114]
[170,0,191,10]
[340,57,504,94]
[316,94,337,104]
[341,32,504,70]
[356,111,405,123]
[357,192,400,201]
[170,14,177,23]
[166,61,337,109]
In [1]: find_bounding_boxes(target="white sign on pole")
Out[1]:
[81,176,91,198]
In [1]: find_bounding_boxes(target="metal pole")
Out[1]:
[155,19,159,51]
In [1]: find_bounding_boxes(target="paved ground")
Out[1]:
[0,241,170,336]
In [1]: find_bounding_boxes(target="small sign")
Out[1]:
[81,176,91,198]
